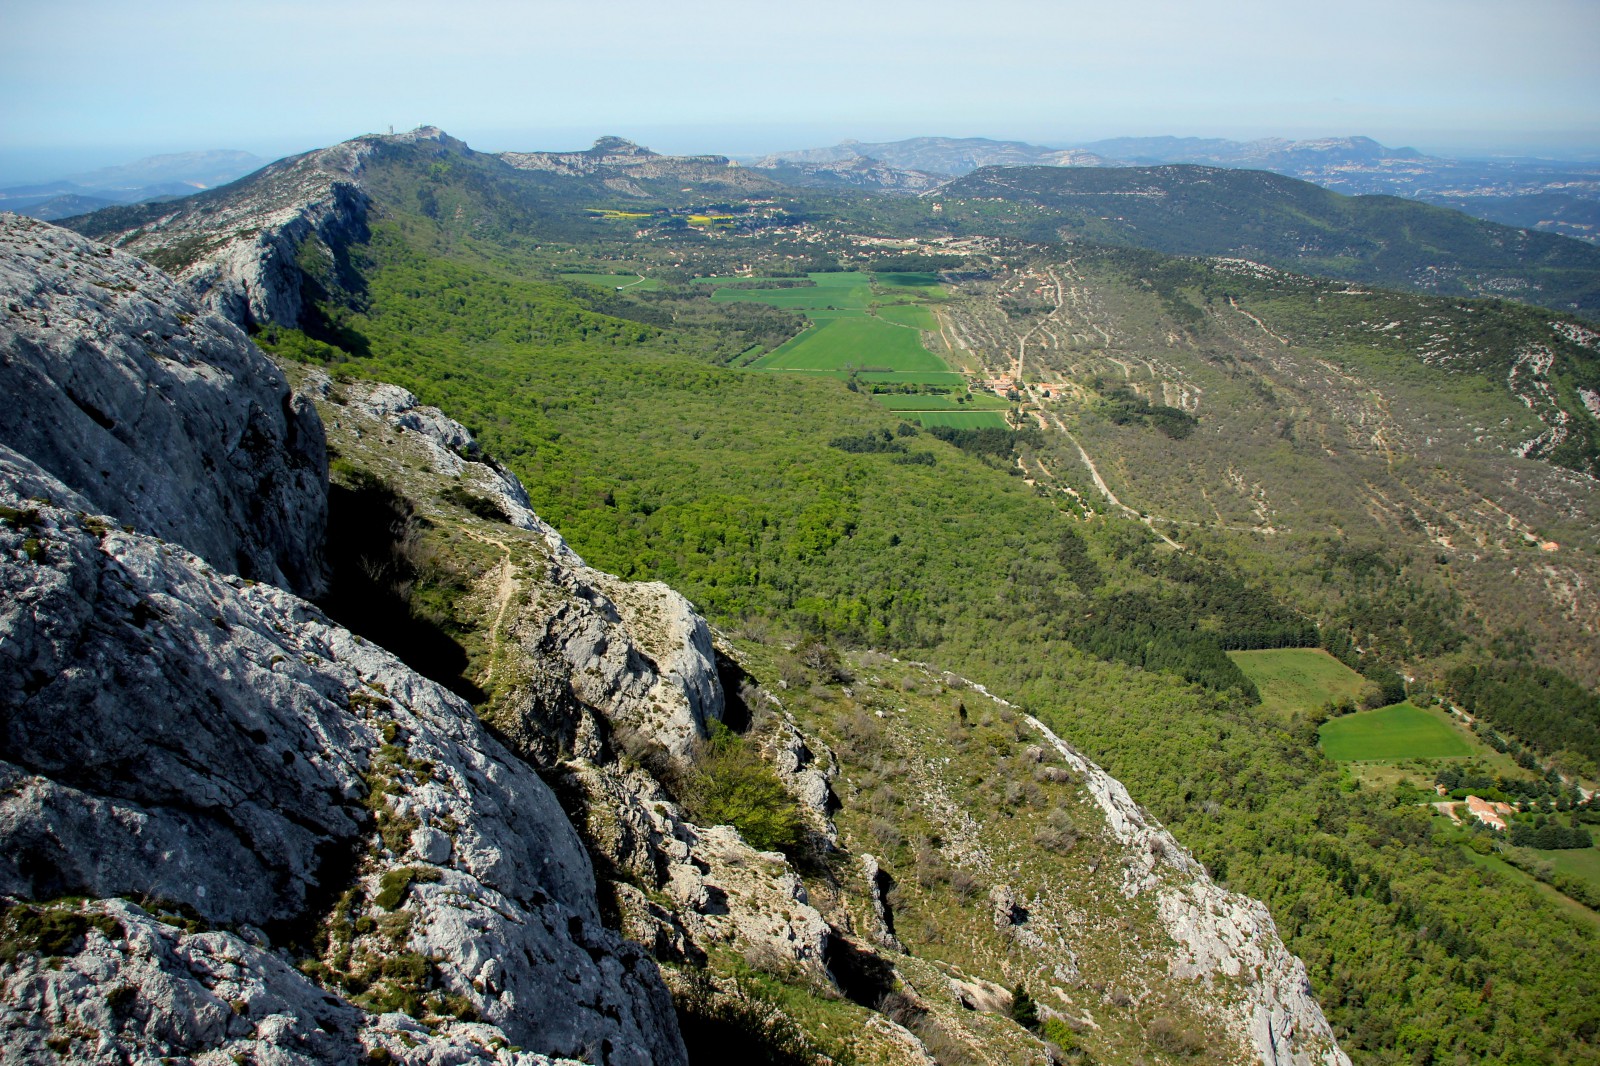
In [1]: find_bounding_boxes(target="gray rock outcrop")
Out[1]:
[0,213,326,594]
[1021,710,1350,1066]
[0,450,685,1065]
[320,377,726,762]
[0,898,586,1065]
[70,127,466,331]
[557,760,832,982]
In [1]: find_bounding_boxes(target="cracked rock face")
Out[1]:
[558,760,832,982]
[0,213,327,596]
[321,376,726,764]
[0,898,594,1066]
[0,451,686,1065]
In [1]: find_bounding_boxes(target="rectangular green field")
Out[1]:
[874,393,1010,411]
[1319,702,1476,762]
[875,304,937,330]
[804,309,872,321]
[750,315,950,372]
[853,371,968,385]
[873,272,943,290]
[560,273,663,291]
[912,411,1010,429]
[1229,648,1369,718]
[713,272,875,310]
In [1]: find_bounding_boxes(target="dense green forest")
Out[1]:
[1444,661,1600,767]
[224,142,1600,1064]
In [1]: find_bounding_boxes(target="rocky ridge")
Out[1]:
[752,136,1117,177]
[499,138,773,199]
[747,156,947,195]
[0,217,693,1064]
[68,127,468,330]
[0,213,326,594]
[321,378,725,762]
[308,376,842,982]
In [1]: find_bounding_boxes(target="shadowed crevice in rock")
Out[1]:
[715,649,754,733]
[318,471,484,704]
[825,933,897,1008]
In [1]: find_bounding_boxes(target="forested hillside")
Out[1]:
[937,164,1600,319]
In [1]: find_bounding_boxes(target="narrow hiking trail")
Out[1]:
[1014,264,1071,381]
[465,529,519,689]
[1228,296,1290,346]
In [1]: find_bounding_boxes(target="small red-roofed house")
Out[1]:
[1465,795,1507,832]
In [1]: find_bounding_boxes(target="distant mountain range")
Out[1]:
[754,134,1600,244]
[0,148,265,221]
[751,136,1116,177]
[937,163,1600,317]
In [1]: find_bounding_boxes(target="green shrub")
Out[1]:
[374,867,442,910]
[672,967,825,1066]
[0,902,123,962]
[1010,984,1039,1031]
[686,723,802,853]
[1040,1016,1077,1050]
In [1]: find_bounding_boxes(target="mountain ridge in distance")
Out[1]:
[0,147,267,221]
[20,122,1600,1064]
[758,132,1600,244]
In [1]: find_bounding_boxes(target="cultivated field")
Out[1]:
[854,371,967,385]
[875,303,938,330]
[1319,702,1476,762]
[911,411,1011,429]
[875,393,1009,411]
[723,271,985,427]
[1230,648,1368,719]
[749,316,949,372]
[713,271,874,310]
[874,271,945,295]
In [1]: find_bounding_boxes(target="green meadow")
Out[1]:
[909,411,1011,429]
[717,270,1007,429]
[726,273,952,376]
[853,371,967,385]
[1229,648,1369,719]
[874,271,945,294]
[712,271,875,310]
[875,303,938,330]
[749,316,949,372]
[1319,702,1476,762]
[875,393,1009,412]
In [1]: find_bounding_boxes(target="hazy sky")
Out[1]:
[2,0,1597,181]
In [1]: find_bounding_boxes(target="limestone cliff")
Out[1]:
[67,127,466,331]
[0,213,326,595]
[0,446,681,1064]
[0,217,689,1065]
[15,155,1357,1065]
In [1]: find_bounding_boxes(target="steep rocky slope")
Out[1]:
[0,214,693,1064]
[302,364,1349,1064]
[61,129,460,328]
[0,214,326,595]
